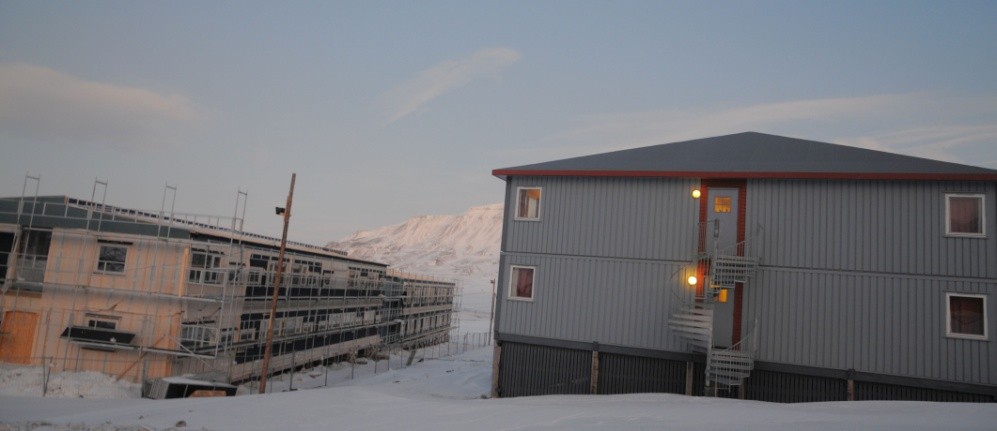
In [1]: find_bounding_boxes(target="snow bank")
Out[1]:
[2,346,995,431]
[0,365,140,399]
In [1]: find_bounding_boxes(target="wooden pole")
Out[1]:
[589,349,600,395]
[490,344,502,398]
[258,173,296,394]
[488,279,496,344]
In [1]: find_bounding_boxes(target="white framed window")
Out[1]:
[85,313,120,330]
[515,187,542,220]
[96,244,128,274]
[946,293,987,340]
[945,194,985,237]
[509,265,535,301]
[189,250,223,284]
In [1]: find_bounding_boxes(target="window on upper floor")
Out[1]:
[946,194,985,237]
[515,187,542,220]
[85,313,120,330]
[946,293,987,340]
[509,265,535,301]
[189,250,223,284]
[714,196,732,213]
[96,243,128,274]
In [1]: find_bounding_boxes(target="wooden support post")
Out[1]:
[490,343,502,398]
[590,351,600,395]
[846,369,856,401]
[685,361,694,396]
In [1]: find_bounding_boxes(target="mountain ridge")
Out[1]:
[327,204,503,323]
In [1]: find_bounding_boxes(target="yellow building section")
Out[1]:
[0,310,39,364]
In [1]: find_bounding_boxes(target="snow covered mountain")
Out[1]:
[328,203,503,328]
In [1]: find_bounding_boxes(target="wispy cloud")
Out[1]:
[550,94,923,146]
[523,93,997,168]
[0,62,201,150]
[837,125,997,167]
[382,47,521,125]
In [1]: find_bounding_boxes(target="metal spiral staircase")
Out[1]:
[668,220,762,394]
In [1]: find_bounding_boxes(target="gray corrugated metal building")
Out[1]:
[490,132,997,402]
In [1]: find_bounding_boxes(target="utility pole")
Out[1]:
[258,173,296,394]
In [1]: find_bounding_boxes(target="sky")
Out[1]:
[1,1,996,242]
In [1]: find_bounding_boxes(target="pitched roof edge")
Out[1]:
[491,169,997,181]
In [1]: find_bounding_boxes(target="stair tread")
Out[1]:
[714,254,758,262]
[670,323,711,332]
[711,355,753,362]
[711,350,752,357]
[673,308,714,316]
[669,314,713,322]
[710,364,753,372]
[711,375,746,386]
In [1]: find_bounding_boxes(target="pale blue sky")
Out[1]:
[2,1,996,242]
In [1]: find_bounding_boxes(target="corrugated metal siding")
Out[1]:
[597,353,687,395]
[748,179,996,278]
[854,381,994,402]
[504,176,699,261]
[746,268,997,385]
[498,342,590,397]
[744,370,847,403]
[497,253,692,352]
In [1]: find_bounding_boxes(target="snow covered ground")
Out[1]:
[2,346,996,430]
[3,205,996,430]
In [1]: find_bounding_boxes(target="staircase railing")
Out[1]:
[706,319,760,391]
[668,221,764,395]
[705,224,763,301]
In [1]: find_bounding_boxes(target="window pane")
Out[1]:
[949,196,982,234]
[512,267,534,299]
[714,196,732,213]
[517,188,541,219]
[950,296,984,336]
[98,245,127,273]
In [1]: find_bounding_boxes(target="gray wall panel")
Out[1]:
[746,268,997,385]
[498,175,996,387]
[497,252,693,352]
[748,180,996,278]
[504,176,699,261]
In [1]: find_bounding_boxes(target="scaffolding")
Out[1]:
[0,180,457,390]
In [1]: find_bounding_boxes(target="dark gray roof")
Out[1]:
[492,132,997,180]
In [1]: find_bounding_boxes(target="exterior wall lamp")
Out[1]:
[687,275,698,286]
[691,188,701,199]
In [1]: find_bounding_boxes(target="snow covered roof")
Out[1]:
[493,132,997,181]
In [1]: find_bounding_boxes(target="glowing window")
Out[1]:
[714,196,732,213]
[516,187,542,220]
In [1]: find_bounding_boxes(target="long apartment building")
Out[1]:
[0,194,455,386]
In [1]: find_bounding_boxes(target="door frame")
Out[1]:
[698,179,747,347]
